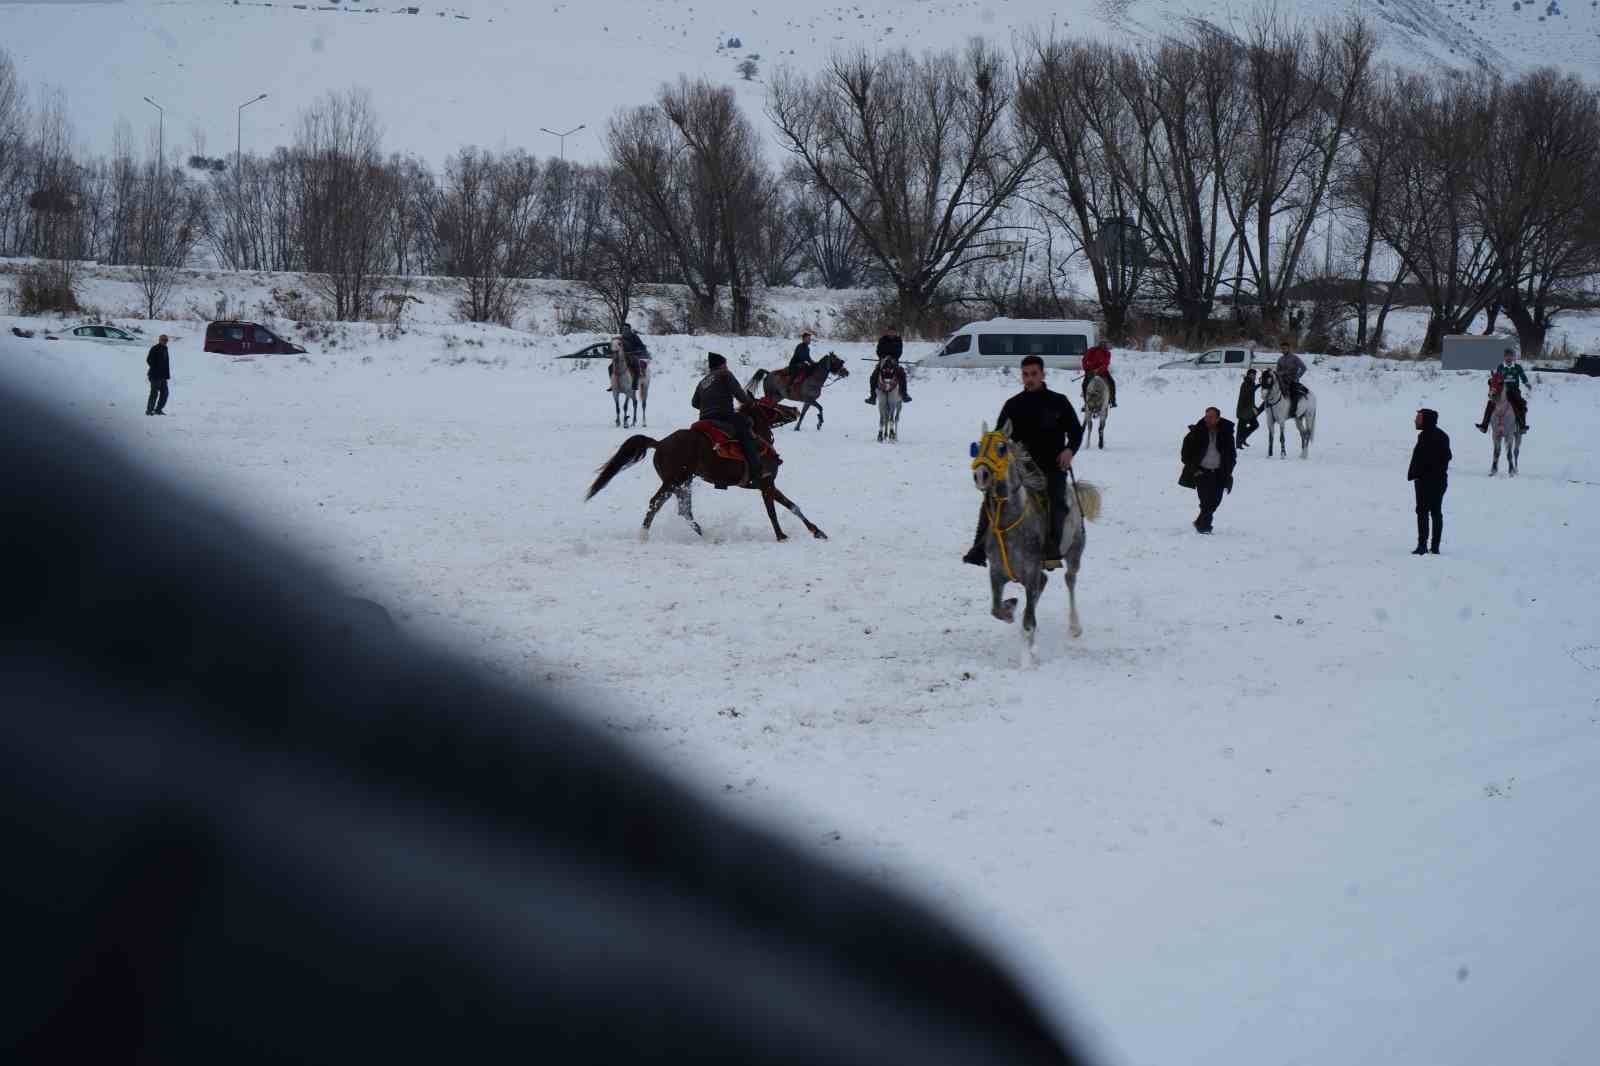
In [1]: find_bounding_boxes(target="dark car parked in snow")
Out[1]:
[204,321,306,356]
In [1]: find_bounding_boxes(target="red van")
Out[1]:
[204,321,307,356]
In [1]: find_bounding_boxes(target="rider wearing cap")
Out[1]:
[692,353,766,487]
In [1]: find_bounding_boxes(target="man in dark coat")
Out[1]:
[145,334,171,415]
[1408,407,1452,555]
[1235,368,1260,448]
[787,330,817,386]
[619,322,649,376]
[963,355,1084,567]
[1180,407,1237,534]
[692,352,766,486]
[866,325,912,403]
[0,379,1089,1066]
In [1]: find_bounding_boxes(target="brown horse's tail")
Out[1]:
[586,434,657,500]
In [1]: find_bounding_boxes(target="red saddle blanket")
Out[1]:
[691,422,781,465]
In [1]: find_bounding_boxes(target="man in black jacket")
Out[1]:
[1235,369,1259,448]
[866,325,912,404]
[1180,407,1237,534]
[963,355,1083,568]
[1407,408,1452,555]
[692,352,766,487]
[145,334,171,415]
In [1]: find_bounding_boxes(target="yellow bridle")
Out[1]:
[971,431,1032,583]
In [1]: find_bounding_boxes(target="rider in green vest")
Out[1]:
[1476,348,1530,434]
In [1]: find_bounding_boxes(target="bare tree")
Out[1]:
[294,89,391,320]
[579,170,652,332]
[658,77,769,333]
[789,169,876,289]
[1374,71,1500,354]
[1472,69,1600,357]
[1335,67,1410,352]
[767,41,1043,327]
[1223,11,1376,333]
[0,48,28,256]
[433,147,542,323]
[1019,36,1148,341]
[609,103,727,327]
[133,158,204,319]
[1099,26,1247,338]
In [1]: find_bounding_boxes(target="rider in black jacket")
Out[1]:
[692,353,766,487]
[866,328,912,404]
[963,356,1083,567]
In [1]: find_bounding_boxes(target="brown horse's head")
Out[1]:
[822,352,851,377]
[746,398,800,436]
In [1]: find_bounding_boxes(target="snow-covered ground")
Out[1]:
[7,0,1598,164]
[5,311,1598,1065]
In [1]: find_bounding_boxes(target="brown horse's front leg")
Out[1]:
[766,485,826,539]
[760,485,787,540]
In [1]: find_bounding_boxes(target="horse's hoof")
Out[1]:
[812,529,828,540]
[1070,622,1083,639]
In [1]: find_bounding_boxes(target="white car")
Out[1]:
[64,324,144,347]
[1158,347,1272,370]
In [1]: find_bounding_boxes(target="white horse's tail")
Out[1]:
[1073,481,1104,522]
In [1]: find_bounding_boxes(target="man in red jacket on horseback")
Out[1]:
[1080,343,1116,408]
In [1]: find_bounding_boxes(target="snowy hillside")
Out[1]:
[6,0,1600,163]
[4,312,1599,1064]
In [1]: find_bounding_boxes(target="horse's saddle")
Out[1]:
[691,421,781,466]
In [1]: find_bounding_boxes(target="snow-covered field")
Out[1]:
[5,312,1598,1064]
[7,0,1598,163]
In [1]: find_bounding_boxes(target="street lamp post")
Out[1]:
[236,93,268,202]
[143,97,165,258]
[539,124,585,162]
[540,124,585,277]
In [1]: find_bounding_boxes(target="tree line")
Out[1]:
[3,15,1598,354]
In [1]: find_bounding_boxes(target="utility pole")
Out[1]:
[539,124,585,162]
[143,97,165,263]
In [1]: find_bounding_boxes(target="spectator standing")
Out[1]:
[145,334,171,416]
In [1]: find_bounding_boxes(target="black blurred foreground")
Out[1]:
[1,382,1088,1065]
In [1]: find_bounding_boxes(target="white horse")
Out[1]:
[1257,369,1316,459]
[1489,385,1522,477]
[875,362,902,442]
[608,341,638,428]
[1081,375,1109,449]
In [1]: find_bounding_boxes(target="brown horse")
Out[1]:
[585,399,829,542]
[747,353,850,431]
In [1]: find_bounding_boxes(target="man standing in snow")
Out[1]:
[1235,367,1260,448]
[963,355,1083,568]
[145,334,171,416]
[692,352,765,487]
[1476,348,1530,434]
[1408,408,1452,555]
[1080,341,1116,408]
[865,324,911,404]
[1180,406,1236,534]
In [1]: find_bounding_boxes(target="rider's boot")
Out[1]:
[962,507,989,566]
[1476,399,1492,432]
[865,384,876,405]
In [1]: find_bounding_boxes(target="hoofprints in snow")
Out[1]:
[4,319,1598,1066]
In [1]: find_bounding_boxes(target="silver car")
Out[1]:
[65,324,144,347]
[1158,347,1268,370]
